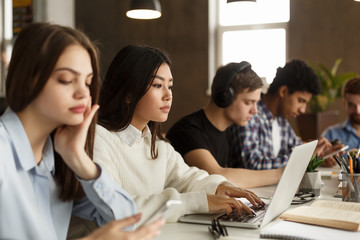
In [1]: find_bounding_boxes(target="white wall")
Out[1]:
[33,0,75,27]
[0,0,75,96]
[46,0,74,27]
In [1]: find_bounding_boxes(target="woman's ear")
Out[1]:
[278,85,288,98]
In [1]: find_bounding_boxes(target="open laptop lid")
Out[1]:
[260,140,318,228]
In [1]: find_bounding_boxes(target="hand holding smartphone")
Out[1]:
[140,200,182,227]
[322,145,349,159]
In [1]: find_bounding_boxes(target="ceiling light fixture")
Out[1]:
[126,0,162,20]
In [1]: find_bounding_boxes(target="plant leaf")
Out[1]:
[330,58,342,77]
[307,154,325,172]
[308,58,358,113]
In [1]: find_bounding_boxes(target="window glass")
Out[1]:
[219,0,290,26]
[222,28,286,84]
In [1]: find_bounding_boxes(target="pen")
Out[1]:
[334,156,345,172]
[353,157,359,173]
[348,153,354,174]
[208,219,229,239]
[339,155,350,173]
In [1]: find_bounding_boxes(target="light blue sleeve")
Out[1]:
[73,164,137,229]
[0,125,11,185]
[0,135,5,186]
[321,127,332,140]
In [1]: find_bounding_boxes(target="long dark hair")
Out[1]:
[98,45,171,159]
[6,22,100,201]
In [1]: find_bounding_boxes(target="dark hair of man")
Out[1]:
[343,77,360,96]
[5,22,100,201]
[267,59,320,96]
[98,45,171,159]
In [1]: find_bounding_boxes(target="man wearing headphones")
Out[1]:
[166,62,284,188]
[228,59,338,170]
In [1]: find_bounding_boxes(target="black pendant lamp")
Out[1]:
[126,0,162,20]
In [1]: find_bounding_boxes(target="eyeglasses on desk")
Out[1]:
[208,219,228,239]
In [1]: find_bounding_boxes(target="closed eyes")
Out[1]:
[58,79,92,88]
[58,79,72,85]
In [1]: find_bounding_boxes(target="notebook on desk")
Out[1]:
[179,140,318,229]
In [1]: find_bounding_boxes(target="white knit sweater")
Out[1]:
[93,124,228,226]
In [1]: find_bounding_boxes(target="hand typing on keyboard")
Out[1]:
[209,182,265,216]
[218,204,268,223]
[219,209,251,222]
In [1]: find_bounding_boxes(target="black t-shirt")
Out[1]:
[166,109,230,167]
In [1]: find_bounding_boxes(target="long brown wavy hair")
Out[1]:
[6,22,100,201]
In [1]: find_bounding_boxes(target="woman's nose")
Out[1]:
[74,83,90,99]
[164,88,172,101]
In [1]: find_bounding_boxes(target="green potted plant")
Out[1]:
[296,58,357,141]
[308,58,357,113]
[299,154,325,196]
[306,154,326,172]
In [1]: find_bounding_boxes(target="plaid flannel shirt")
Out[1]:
[228,100,302,170]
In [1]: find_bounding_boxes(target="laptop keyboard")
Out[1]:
[218,203,268,224]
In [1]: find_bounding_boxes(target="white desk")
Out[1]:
[155,168,341,240]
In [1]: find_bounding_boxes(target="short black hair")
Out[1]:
[267,59,320,95]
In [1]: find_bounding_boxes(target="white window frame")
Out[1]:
[0,0,13,96]
[208,0,289,94]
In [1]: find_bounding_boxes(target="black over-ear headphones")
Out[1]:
[213,61,251,108]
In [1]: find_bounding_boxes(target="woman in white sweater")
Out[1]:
[94,45,264,226]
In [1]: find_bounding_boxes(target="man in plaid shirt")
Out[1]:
[228,59,337,170]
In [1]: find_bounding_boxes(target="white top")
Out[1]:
[272,118,281,157]
[0,108,137,240]
[93,124,229,226]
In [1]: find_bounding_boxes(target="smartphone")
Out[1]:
[322,145,349,159]
[140,200,182,226]
[330,139,342,146]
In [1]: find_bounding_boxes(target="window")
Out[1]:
[0,0,13,97]
[219,0,289,26]
[209,0,290,91]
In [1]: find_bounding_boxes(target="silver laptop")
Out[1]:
[179,140,318,229]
